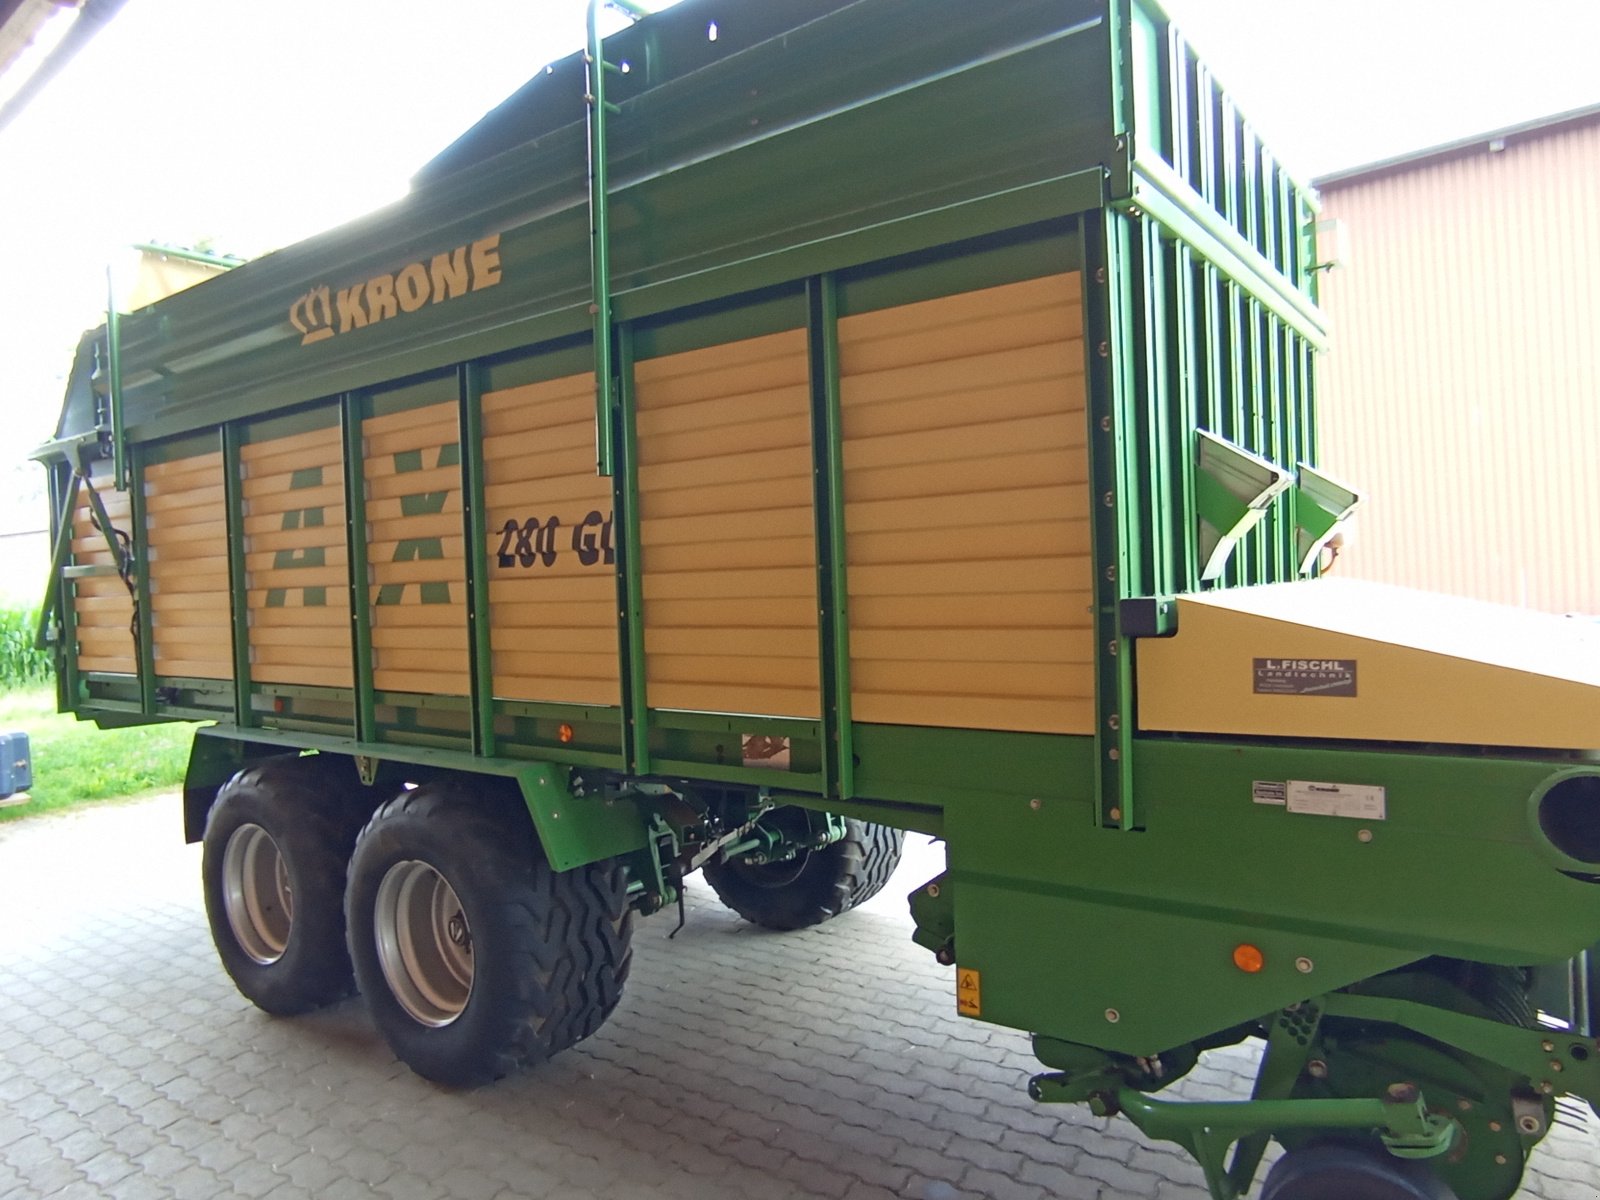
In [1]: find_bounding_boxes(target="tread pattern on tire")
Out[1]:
[703,817,904,931]
[346,784,632,1086]
[845,821,904,911]
[201,755,367,1016]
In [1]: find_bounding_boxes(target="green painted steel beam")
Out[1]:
[1082,214,1137,830]
[583,0,637,477]
[341,393,376,742]
[614,324,650,775]
[220,425,253,728]
[807,274,854,799]
[105,280,127,490]
[34,468,82,654]
[459,363,496,757]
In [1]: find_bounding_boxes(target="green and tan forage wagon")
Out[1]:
[32,2,1600,1197]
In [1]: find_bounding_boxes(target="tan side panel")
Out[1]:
[482,372,620,706]
[242,424,353,689]
[364,400,468,696]
[634,328,821,718]
[70,462,136,675]
[145,451,232,680]
[839,273,1093,734]
[1138,586,1600,752]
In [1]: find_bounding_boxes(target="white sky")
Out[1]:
[0,0,1596,526]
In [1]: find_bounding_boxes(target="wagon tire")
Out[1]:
[201,758,364,1016]
[703,817,903,931]
[345,782,632,1087]
[1261,1144,1459,1200]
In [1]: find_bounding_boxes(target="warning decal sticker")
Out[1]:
[956,969,982,1017]
[1253,658,1357,697]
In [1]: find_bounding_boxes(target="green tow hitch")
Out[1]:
[1028,1075,1454,1200]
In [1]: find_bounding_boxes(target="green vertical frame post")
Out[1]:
[221,424,255,727]
[105,274,128,491]
[125,442,156,712]
[459,363,496,757]
[613,324,651,774]
[1082,213,1138,831]
[35,467,82,652]
[342,392,377,742]
[48,466,84,710]
[806,274,854,800]
[584,0,651,478]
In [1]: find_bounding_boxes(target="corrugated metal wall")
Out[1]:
[1317,113,1600,615]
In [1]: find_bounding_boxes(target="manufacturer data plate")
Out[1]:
[1253,657,1357,697]
[1286,780,1386,820]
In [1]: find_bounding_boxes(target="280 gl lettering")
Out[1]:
[494,510,615,569]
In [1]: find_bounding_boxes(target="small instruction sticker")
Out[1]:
[1252,780,1288,806]
[1287,780,1387,820]
[956,968,982,1017]
[1254,658,1357,697]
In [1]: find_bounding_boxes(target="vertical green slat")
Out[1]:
[127,441,156,712]
[1265,313,1287,581]
[614,325,651,775]
[1199,64,1218,210]
[459,363,495,758]
[1201,261,1223,441]
[1226,281,1248,585]
[1299,333,1317,575]
[1285,333,1304,574]
[342,393,376,742]
[1171,240,1200,588]
[1219,95,1239,233]
[807,275,855,800]
[1083,213,1137,831]
[221,425,254,727]
[1136,220,1170,595]
[1166,25,1189,186]
[1244,296,1264,574]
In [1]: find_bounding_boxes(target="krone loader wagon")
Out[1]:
[33,2,1600,1197]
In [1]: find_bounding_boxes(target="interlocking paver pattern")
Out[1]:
[2,794,1596,1199]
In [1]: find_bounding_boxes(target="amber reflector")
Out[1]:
[1233,944,1265,974]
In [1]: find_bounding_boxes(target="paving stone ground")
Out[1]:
[1,794,1596,1200]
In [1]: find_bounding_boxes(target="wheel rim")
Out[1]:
[221,823,294,965]
[373,860,474,1027]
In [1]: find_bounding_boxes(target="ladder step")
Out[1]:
[63,564,122,579]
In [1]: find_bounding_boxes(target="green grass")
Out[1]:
[0,688,195,824]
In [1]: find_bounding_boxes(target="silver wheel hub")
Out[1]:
[373,860,474,1027]
[221,823,294,965]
